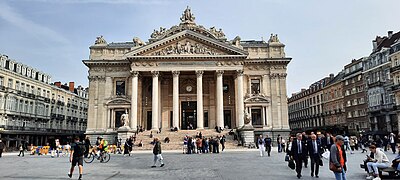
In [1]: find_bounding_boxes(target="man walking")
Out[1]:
[264,135,272,156]
[389,133,397,154]
[257,135,265,157]
[0,140,4,158]
[68,136,86,180]
[308,134,323,178]
[151,137,165,168]
[291,133,307,179]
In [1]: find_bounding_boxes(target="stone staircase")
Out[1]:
[132,129,243,151]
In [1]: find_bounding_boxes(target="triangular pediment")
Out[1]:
[125,30,248,58]
[244,94,270,103]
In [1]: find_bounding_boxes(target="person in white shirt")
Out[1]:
[366,145,390,180]
[389,133,396,154]
[257,135,265,157]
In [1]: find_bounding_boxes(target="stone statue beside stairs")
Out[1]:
[121,110,129,127]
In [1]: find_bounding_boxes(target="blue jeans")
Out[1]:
[334,168,346,180]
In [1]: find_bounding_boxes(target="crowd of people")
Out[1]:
[277,131,400,180]
[182,132,226,154]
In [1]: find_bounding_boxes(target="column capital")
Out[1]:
[235,69,244,77]
[172,71,180,77]
[216,70,224,77]
[196,70,204,77]
[130,70,139,77]
[151,71,160,77]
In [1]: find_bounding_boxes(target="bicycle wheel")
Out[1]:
[84,153,95,163]
[101,153,111,163]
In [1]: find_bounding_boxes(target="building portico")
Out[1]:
[83,7,291,143]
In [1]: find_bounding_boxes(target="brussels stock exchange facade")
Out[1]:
[84,7,291,142]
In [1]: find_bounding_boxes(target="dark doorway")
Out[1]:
[224,110,231,129]
[147,111,152,130]
[115,111,125,128]
[251,109,262,125]
[181,101,197,130]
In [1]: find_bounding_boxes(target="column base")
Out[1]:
[196,127,204,130]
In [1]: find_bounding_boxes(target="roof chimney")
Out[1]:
[372,40,377,50]
[388,31,393,39]
[55,81,61,88]
[69,82,75,93]
[329,73,334,78]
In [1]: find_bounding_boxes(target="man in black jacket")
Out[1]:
[264,135,272,156]
[291,133,307,179]
[307,134,323,178]
[151,137,164,168]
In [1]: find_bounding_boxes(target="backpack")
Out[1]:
[74,142,86,157]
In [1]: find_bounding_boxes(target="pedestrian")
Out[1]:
[0,140,4,158]
[277,134,282,153]
[18,144,24,157]
[349,136,355,154]
[84,137,91,158]
[330,135,347,180]
[68,136,86,180]
[389,133,397,154]
[214,136,220,153]
[290,133,307,179]
[382,136,389,152]
[308,134,323,178]
[281,137,286,153]
[257,135,265,157]
[151,137,165,168]
[264,135,272,156]
[220,135,226,151]
[124,138,131,156]
[391,145,400,171]
[324,133,334,150]
[365,144,389,180]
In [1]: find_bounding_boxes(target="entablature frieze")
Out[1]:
[88,75,106,82]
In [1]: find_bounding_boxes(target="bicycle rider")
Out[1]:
[97,137,109,161]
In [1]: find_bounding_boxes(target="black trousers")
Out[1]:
[265,145,271,156]
[294,157,304,176]
[0,149,3,157]
[18,150,24,156]
[310,155,320,176]
[391,143,396,154]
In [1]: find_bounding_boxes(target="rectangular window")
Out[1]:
[251,79,260,94]
[116,81,126,95]
[8,79,13,88]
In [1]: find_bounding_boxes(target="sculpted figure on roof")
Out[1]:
[180,6,195,24]
[94,35,107,45]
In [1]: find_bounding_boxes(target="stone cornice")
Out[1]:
[128,55,247,61]
[82,60,130,68]
[245,58,291,65]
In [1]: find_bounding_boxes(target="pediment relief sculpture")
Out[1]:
[106,98,131,105]
[149,39,223,56]
[244,94,270,103]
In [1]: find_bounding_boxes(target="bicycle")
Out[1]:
[84,148,110,163]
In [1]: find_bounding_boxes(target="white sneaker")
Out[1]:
[373,177,381,180]
[366,176,374,180]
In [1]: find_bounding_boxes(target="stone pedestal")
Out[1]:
[117,126,134,146]
[238,124,255,147]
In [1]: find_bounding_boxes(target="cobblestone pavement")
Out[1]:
[0,148,398,180]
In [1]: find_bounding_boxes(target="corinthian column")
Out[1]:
[216,70,224,129]
[236,70,245,127]
[130,71,139,131]
[196,70,204,129]
[172,71,180,130]
[151,71,159,130]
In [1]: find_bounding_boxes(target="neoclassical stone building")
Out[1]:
[84,7,291,141]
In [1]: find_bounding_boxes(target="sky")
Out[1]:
[0,0,399,96]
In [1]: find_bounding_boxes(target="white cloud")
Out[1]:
[0,1,70,44]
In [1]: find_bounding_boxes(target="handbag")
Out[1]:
[285,154,290,162]
[329,161,341,172]
[288,159,295,170]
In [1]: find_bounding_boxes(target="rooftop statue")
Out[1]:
[180,6,195,24]
[94,35,107,45]
[268,33,280,43]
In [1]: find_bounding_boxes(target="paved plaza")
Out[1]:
[1,148,398,180]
